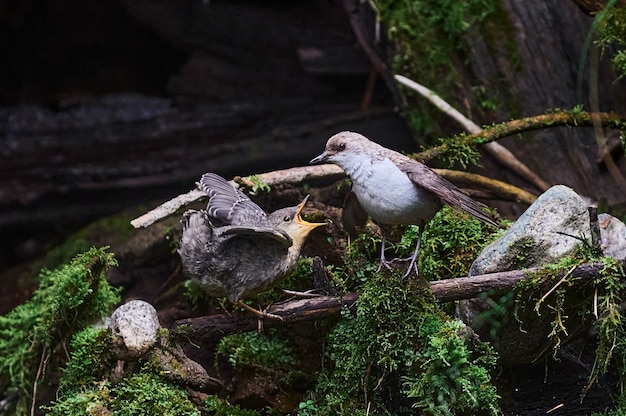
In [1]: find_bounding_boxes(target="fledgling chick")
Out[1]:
[179,173,324,319]
[310,131,498,276]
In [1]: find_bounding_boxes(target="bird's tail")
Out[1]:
[451,192,499,228]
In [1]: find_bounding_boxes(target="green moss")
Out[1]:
[203,395,261,416]
[425,134,482,169]
[507,236,538,269]
[216,330,298,371]
[310,269,500,415]
[51,367,201,416]
[304,204,503,414]
[594,5,626,79]
[45,383,111,416]
[512,241,626,399]
[373,0,501,138]
[110,370,200,416]
[589,256,626,390]
[330,229,381,293]
[409,206,499,281]
[403,320,499,416]
[57,327,115,398]
[243,174,271,195]
[48,328,202,416]
[0,247,120,414]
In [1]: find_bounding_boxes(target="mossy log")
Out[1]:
[172,262,612,342]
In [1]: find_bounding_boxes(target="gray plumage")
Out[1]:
[310,131,498,275]
[179,173,324,311]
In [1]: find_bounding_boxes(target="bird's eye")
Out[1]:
[283,215,291,222]
[338,142,346,150]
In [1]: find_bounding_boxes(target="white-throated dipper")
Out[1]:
[179,173,325,319]
[310,131,498,276]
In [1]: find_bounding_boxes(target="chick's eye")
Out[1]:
[283,215,291,222]
[338,142,346,150]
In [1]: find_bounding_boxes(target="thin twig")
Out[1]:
[534,262,584,315]
[130,188,206,228]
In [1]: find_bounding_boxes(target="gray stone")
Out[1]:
[599,213,626,261]
[109,300,160,358]
[458,185,592,364]
[470,185,590,276]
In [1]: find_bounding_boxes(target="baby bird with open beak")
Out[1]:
[179,173,325,319]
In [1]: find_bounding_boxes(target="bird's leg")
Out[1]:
[403,226,423,277]
[234,301,284,321]
[376,233,394,273]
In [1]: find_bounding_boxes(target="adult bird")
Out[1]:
[179,173,325,319]
[310,131,498,276]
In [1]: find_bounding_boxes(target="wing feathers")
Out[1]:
[200,173,267,225]
[397,159,498,227]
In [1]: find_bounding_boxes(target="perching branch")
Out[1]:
[130,165,534,228]
[171,262,612,341]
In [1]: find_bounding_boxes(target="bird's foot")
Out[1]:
[376,256,394,273]
[388,256,419,277]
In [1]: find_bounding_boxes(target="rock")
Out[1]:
[108,299,222,393]
[457,185,592,364]
[469,185,590,275]
[109,300,160,359]
[599,213,626,261]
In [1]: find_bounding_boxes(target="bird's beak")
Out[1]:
[295,195,326,229]
[310,152,328,165]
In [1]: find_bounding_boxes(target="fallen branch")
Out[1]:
[172,293,359,341]
[171,262,611,341]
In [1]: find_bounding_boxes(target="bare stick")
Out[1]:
[131,188,206,228]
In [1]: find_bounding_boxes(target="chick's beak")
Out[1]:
[295,195,326,229]
[310,152,328,165]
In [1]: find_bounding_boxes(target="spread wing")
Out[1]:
[221,226,293,247]
[396,158,499,227]
[200,173,267,226]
